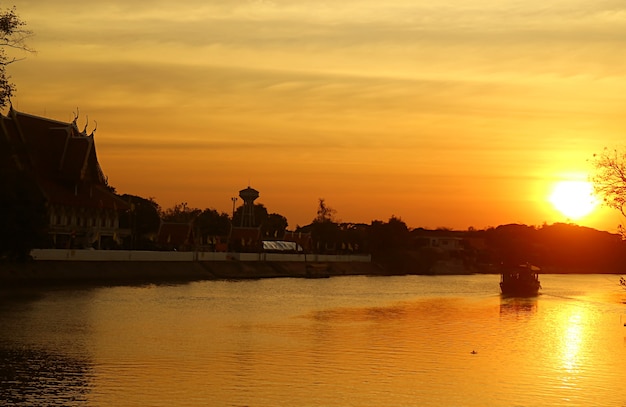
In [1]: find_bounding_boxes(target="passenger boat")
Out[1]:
[500,263,541,296]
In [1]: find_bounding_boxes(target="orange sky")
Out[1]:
[7,1,626,231]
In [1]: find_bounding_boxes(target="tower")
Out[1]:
[239,186,259,227]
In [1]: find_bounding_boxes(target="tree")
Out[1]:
[0,7,32,108]
[314,198,337,224]
[119,194,161,250]
[0,169,47,260]
[308,198,341,252]
[590,149,626,288]
[161,202,201,223]
[195,208,231,238]
[0,9,42,260]
[591,148,626,219]
[368,216,410,252]
[590,147,626,258]
[263,213,288,238]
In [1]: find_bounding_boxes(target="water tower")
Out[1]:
[239,186,259,227]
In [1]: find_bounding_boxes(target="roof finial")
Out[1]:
[89,120,97,137]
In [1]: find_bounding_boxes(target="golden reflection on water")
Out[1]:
[1,275,626,407]
[560,310,584,373]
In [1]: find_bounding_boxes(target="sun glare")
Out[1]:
[549,181,598,220]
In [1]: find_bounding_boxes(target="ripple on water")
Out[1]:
[1,275,626,406]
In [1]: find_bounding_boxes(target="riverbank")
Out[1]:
[0,259,391,286]
[0,249,480,286]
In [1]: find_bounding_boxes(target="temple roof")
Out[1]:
[0,108,128,211]
[157,222,194,247]
[230,226,261,241]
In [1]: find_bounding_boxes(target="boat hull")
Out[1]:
[500,281,541,297]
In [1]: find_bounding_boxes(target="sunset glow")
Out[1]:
[549,181,599,221]
[7,0,626,231]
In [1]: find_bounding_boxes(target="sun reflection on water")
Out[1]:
[2,275,626,406]
[561,312,584,373]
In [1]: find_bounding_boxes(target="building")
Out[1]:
[283,231,312,252]
[0,107,130,249]
[229,226,262,253]
[156,222,194,251]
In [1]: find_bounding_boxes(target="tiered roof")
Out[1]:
[157,222,194,249]
[0,107,128,211]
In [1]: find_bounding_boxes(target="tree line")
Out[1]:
[117,193,626,274]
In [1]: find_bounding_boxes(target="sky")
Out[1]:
[6,0,626,231]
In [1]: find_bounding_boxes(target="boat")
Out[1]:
[500,263,541,296]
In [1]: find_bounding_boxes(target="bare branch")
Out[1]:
[0,6,33,108]
[591,147,626,226]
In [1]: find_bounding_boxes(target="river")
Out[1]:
[1,274,625,406]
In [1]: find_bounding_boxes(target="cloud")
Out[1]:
[11,0,625,101]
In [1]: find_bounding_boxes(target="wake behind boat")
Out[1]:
[500,263,541,297]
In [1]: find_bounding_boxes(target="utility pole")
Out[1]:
[231,197,238,219]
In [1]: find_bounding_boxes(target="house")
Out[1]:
[229,226,262,252]
[283,231,312,252]
[0,107,130,249]
[156,222,194,251]
[411,229,466,253]
[428,236,464,252]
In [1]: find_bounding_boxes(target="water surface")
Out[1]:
[1,274,625,406]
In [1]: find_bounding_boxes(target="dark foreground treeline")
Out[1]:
[2,186,625,274]
[131,203,626,274]
[115,198,626,274]
[337,221,626,275]
[121,197,626,274]
[458,223,626,274]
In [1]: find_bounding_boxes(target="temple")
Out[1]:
[0,107,130,249]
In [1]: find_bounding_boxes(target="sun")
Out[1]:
[549,181,599,220]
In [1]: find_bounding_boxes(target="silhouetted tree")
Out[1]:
[591,148,626,235]
[0,7,32,108]
[303,199,341,252]
[369,216,410,252]
[0,9,43,260]
[0,169,47,260]
[484,224,540,266]
[314,198,337,223]
[592,150,626,285]
[195,208,231,238]
[263,213,288,239]
[119,194,161,250]
[161,202,201,223]
[536,223,625,272]
[338,222,368,253]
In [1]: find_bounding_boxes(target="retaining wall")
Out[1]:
[30,249,371,263]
